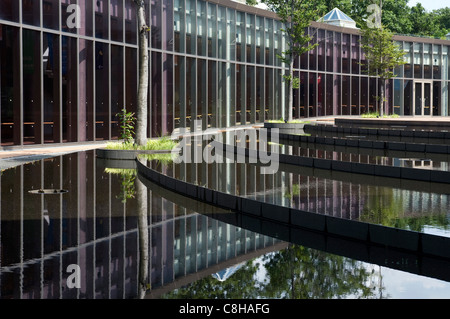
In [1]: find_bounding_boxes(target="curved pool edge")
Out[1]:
[135,157,450,261]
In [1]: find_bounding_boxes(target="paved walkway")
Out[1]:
[0,144,106,170]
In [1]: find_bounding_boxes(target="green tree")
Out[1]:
[409,3,439,37]
[262,0,323,122]
[359,23,406,116]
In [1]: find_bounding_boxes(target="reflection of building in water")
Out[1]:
[0,151,282,299]
[212,262,245,282]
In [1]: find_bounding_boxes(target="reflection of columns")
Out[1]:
[78,152,87,296]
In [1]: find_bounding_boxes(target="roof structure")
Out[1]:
[317,8,358,29]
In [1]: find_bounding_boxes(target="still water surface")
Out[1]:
[1,150,450,299]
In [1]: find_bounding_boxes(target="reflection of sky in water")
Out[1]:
[374,267,450,299]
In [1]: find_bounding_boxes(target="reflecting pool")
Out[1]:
[1,150,450,299]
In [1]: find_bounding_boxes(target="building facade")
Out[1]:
[0,0,450,147]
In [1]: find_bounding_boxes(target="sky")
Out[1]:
[407,0,449,11]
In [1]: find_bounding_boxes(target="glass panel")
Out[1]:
[300,72,307,118]
[236,64,244,125]
[227,8,236,61]
[217,6,226,60]
[404,80,412,115]
[308,73,316,117]
[414,43,422,78]
[326,31,333,72]
[342,75,350,115]
[23,29,42,144]
[151,0,162,49]
[424,44,432,79]
[351,77,359,115]
[151,52,162,137]
[164,0,174,51]
[369,78,377,113]
[0,25,20,146]
[433,45,441,80]
[164,54,174,134]
[174,0,185,53]
[325,74,333,115]
[185,57,195,128]
[174,56,185,128]
[415,82,422,115]
[95,0,109,39]
[342,34,350,73]
[43,0,60,30]
[433,81,440,115]
[335,75,341,115]
[360,77,368,114]
[394,41,403,78]
[207,3,216,58]
[110,0,124,42]
[217,61,226,127]
[424,82,431,115]
[255,16,263,64]
[255,66,263,123]
[197,58,206,129]
[22,0,40,26]
[351,35,359,74]
[265,19,273,66]
[208,60,216,127]
[334,32,341,73]
[318,30,325,72]
[197,1,206,56]
[246,66,255,124]
[125,0,137,44]
[61,0,78,34]
[79,39,94,141]
[317,74,324,116]
[95,42,109,140]
[79,0,94,37]
[236,12,245,62]
[111,45,123,140]
[274,21,282,67]
[265,68,273,122]
[62,36,78,142]
[404,42,413,78]
[0,0,19,22]
[185,0,196,54]
[393,79,402,115]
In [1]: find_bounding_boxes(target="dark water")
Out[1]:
[1,150,450,299]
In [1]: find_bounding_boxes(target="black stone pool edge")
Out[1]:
[134,155,450,262]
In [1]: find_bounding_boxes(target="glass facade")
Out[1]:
[0,0,450,147]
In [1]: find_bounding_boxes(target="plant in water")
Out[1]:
[116,108,136,143]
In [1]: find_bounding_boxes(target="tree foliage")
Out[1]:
[261,0,324,122]
[359,23,406,116]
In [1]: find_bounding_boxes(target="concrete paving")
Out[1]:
[0,144,107,170]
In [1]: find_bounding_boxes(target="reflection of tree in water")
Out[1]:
[161,244,384,299]
[359,188,450,233]
[105,168,136,203]
[261,245,382,299]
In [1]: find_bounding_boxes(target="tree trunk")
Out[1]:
[288,59,294,122]
[136,175,149,298]
[135,3,149,146]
